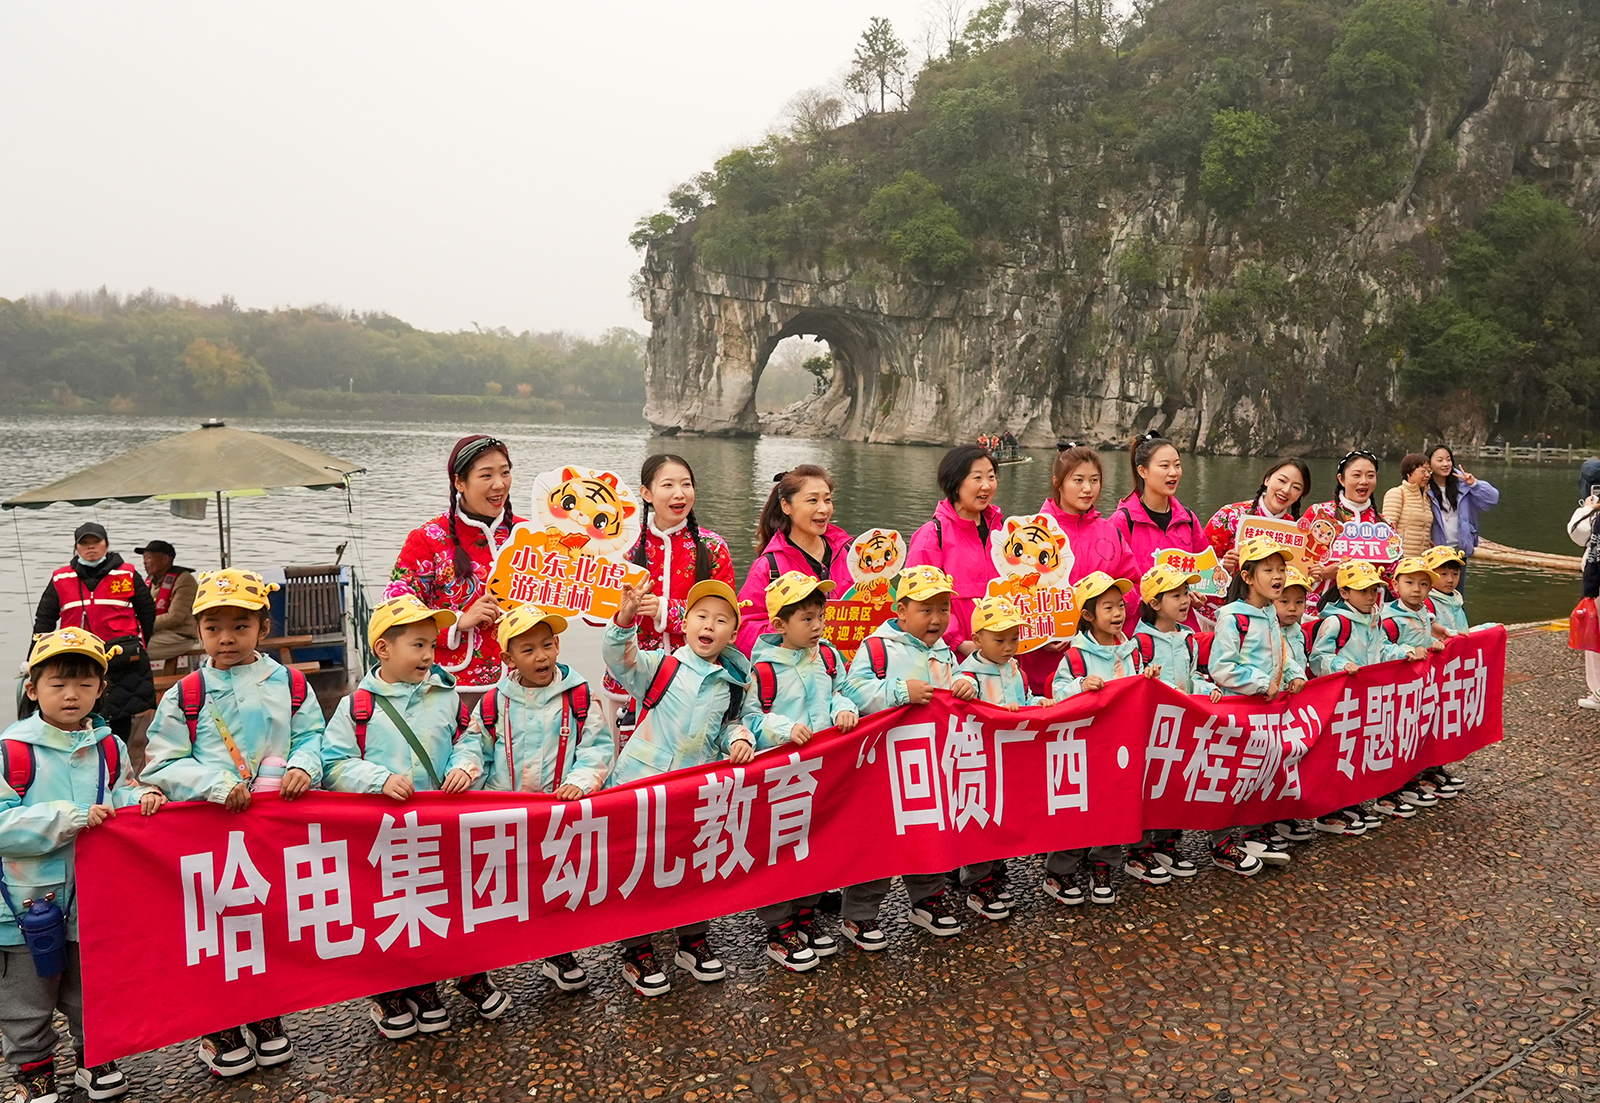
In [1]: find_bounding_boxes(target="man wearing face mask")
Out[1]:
[31,522,157,738]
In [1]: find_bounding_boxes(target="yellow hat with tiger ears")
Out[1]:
[765,571,835,620]
[971,596,1027,635]
[1282,564,1316,594]
[684,579,744,615]
[1139,562,1201,605]
[496,603,568,651]
[27,628,120,673]
[1235,535,1288,569]
[368,594,459,648]
[1335,560,1383,591]
[1073,571,1134,608]
[1393,556,1440,585]
[192,569,278,615]
[894,564,957,603]
[1423,545,1466,571]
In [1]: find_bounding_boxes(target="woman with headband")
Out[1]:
[1300,449,1387,615]
[735,466,854,655]
[385,435,522,700]
[1201,458,1313,619]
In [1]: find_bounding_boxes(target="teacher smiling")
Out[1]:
[386,435,523,696]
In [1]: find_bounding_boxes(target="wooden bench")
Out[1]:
[152,638,322,694]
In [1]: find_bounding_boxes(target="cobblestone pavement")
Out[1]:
[83,629,1600,1101]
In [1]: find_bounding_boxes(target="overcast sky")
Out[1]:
[1,2,936,336]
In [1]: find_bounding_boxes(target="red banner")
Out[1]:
[77,628,1506,1063]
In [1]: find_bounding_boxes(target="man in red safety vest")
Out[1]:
[31,522,157,738]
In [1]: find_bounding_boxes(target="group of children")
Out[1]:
[0,531,1479,1101]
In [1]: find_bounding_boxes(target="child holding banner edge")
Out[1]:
[840,565,978,947]
[473,602,613,995]
[140,569,325,1078]
[321,595,506,1040]
[604,576,754,997]
[1,629,157,1103]
[743,571,857,971]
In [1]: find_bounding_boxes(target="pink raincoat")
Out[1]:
[735,525,855,655]
[1109,491,1209,629]
[906,498,1004,654]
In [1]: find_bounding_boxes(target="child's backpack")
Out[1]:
[1380,617,1402,644]
[1301,620,1317,655]
[751,644,841,713]
[2,727,121,799]
[177,668,309,743]
[1132,631,1198,673]
[862,636,890,680]
[475,684,592,745]
[347,690,480,755]
[636,657,745,729]
[1194,631,1215,671]
[1320,614,1356,652]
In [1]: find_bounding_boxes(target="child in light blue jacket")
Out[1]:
[474,603,612,995]
[323,595,498,1040]
[1386,556,1461,810]
[1207,538,1306,877]
[1,629,156,1103]
[838,565,977,949]
[955,597,1047,922]
[139,569,322,1079]
[1047,572,1152,906]
[1127,564,1221,889]
[742,572,857,973]
[1423,546,1470,635]
[604,577,754,1000]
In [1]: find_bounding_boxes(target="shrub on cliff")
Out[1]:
[863,173,974,281]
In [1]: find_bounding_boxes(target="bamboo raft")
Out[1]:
[1472,539,1583,573]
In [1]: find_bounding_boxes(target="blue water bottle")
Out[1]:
[20,893,67,978]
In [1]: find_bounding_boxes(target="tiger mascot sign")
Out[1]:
[823,528,906,660]
[485,465,651,625]
[983,513,1080,652]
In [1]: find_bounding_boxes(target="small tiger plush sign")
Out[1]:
[983,513,1080,652]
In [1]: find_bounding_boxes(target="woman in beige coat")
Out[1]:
[1381,453,1435,558]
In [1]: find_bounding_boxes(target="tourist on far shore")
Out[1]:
[1109,431,1208,628]
[735,465,853,655]
[1424,445,1499,588]
[907,445,1002,657]
[1380,454,1435,559]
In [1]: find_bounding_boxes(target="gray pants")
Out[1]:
[1046,846,1123,876]
[841,874,947,923]
[621,920,708,949]
[756,893,821,929]
[0,944,83,1067]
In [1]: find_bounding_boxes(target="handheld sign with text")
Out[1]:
[983,513,1080,651]
[826,529,904,659]
[1235,516,1309,564]
[485,466,651,624]
[1326,518,1403,565]
[1154,545,1228,598]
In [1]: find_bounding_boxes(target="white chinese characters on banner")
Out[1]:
[182,830,271,980]
[368,811,450,950]
[283,824,365,960]
[541,800,608,911]
[460,808,529,931]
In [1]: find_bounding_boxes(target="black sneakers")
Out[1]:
[1372,791,1418,818]
[673,934,728,981]
[841,918,889,951]
[73,1057,129,1101]
[908,890,963,935]
[1123,846,1174,885]
[14,1059,57,1103]
[198,1026,257,1076]
[1211,835,1264,876]
[765,922,820,972]
[244,1017,293,1066]
[1042,872,1086,906]
[369,992,419,1040]
[1089,861,1118,905]
[541,952,591,991]
[455,972,511,1019]
[795,906,838,956]
[965,874,1013,920]
[1241,828,1291,866]
[405,983,452,1033]
[620,944,671,996]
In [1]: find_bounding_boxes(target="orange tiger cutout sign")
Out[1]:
[486,465,650,625]
[826,528,905,660]
[983,513,1079,652]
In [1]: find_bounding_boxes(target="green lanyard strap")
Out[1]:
[371,694,442,789]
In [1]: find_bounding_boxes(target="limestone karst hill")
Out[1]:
[634,0,1600,453]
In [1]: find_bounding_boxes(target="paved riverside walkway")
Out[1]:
[116,628,1596,1102]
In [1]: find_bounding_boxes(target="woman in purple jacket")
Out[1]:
[1424,445,1499,590]
[735,465,855,654]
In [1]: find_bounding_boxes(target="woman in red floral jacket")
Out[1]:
[386,435,523,697]
[603,453,735,702]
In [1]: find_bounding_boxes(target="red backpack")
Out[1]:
[177,668,309,743]
[752,644,842,712]
[347,690,481,755]
[3,731,121,799]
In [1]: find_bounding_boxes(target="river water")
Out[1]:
[0,413,1584,683]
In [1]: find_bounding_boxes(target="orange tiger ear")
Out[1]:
[621,500,637,517]
[1055,532,1067,549]
[1006,518,1020,534]
[562,466,579,480]
[599,472,619,489]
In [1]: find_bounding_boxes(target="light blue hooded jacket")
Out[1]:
[1133,622,1216,696]
[0,714,141,945]
[742,634,855,748]
[842,618,957,716]
[322,666,479,794]
[472,664,613,795]
[142,654,325,804]
[1381,601,1438,650]
[1052,632,1142,699]
[603,623,753,786]
[1309,607,1411,676]
[1429,591,1469,635]
[955,652,1047,707]
[1208,600,1306,696]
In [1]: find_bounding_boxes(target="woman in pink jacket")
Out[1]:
[1018,442,1138,696]
[735,465,855,654]
[906,445,1002,656]
[1109,431,1209,628]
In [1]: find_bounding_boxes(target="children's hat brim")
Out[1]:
[686,579,743,613]
[27,629,119,672]
[497,606,568,651]
[765,573,836,619]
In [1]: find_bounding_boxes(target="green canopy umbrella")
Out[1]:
[3,419,366,565]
